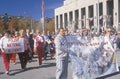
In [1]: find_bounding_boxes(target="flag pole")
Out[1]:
[42,0,45,33]
[42,13,45,33]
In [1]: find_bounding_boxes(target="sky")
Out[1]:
[0,0,63,21]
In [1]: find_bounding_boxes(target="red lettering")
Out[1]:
[7,44,12,47]
[90,44,92,46]
[8,38,19,42]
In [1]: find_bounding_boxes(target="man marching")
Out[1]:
[54,27,69,79]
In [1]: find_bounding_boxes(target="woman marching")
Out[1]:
[10,31,19,65]
[34,29,44,65]
[0,30,12,74]
[18,29,32,69]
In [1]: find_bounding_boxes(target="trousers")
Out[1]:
[1,52,11,72]
[56,57,68,79]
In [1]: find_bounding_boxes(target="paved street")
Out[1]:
[0,52,120,79]
[0,54,72,79]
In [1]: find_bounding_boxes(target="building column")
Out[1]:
[67,12,69,23]
[103,0,107,29]
[55,15,57,32]
[64,13,67,29]
[79,9,82,29]
[114,0,119,31]
[72,10,75,30]
[86,6,89,29]
[94,4,97,28]
[62,14,65,28]
[67,12,70,29]
[58,15,61,28]
[60,14,63,27]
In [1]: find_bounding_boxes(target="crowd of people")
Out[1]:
[54,27,120,79]
[0,27,120,79]
[0,29,56,74]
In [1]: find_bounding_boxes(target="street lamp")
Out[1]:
[30,17,33,33]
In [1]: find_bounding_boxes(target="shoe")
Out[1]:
[22,65,27,70]
[5,71,9,74]
[39,63,42,65]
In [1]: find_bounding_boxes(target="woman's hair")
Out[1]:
[19,29,24,35]
[36,29,40,34]
[4,30,11,34]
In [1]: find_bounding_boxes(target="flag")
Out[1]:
[41,0,45,16]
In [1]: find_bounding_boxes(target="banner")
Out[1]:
[3,38,24,53]
[67,36,119,79]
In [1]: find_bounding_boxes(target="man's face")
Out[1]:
[26,29,30,33]
[107,30,111,35]
[4,33,9,37]
[59,29,65,36]
[79,30,83,34]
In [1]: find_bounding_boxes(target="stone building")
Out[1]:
[55,0,120,32]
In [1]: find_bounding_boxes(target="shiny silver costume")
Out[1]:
[54,34,69,79]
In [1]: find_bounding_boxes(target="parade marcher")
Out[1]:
[116,30,120,49]
[44,31,52,60]
[78,29,83,37]
[65,28,70,36]
[18,29,32,69]
[41,31,47,60]
[25,29,34,61]
[54,27,69,79]
[103,28,115,54]
[0,30,12,74]
[10,31,19,65]
[34,29,44,65]
[98,28,115,72]
[105,28,116,49]
[50,36,55,59]
[46,31,52,40]
[110,28,117,50]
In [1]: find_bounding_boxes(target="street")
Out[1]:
[0,54,72,79]
[0,52,120,79]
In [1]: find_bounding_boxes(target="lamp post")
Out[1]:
[30,17,33,33]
